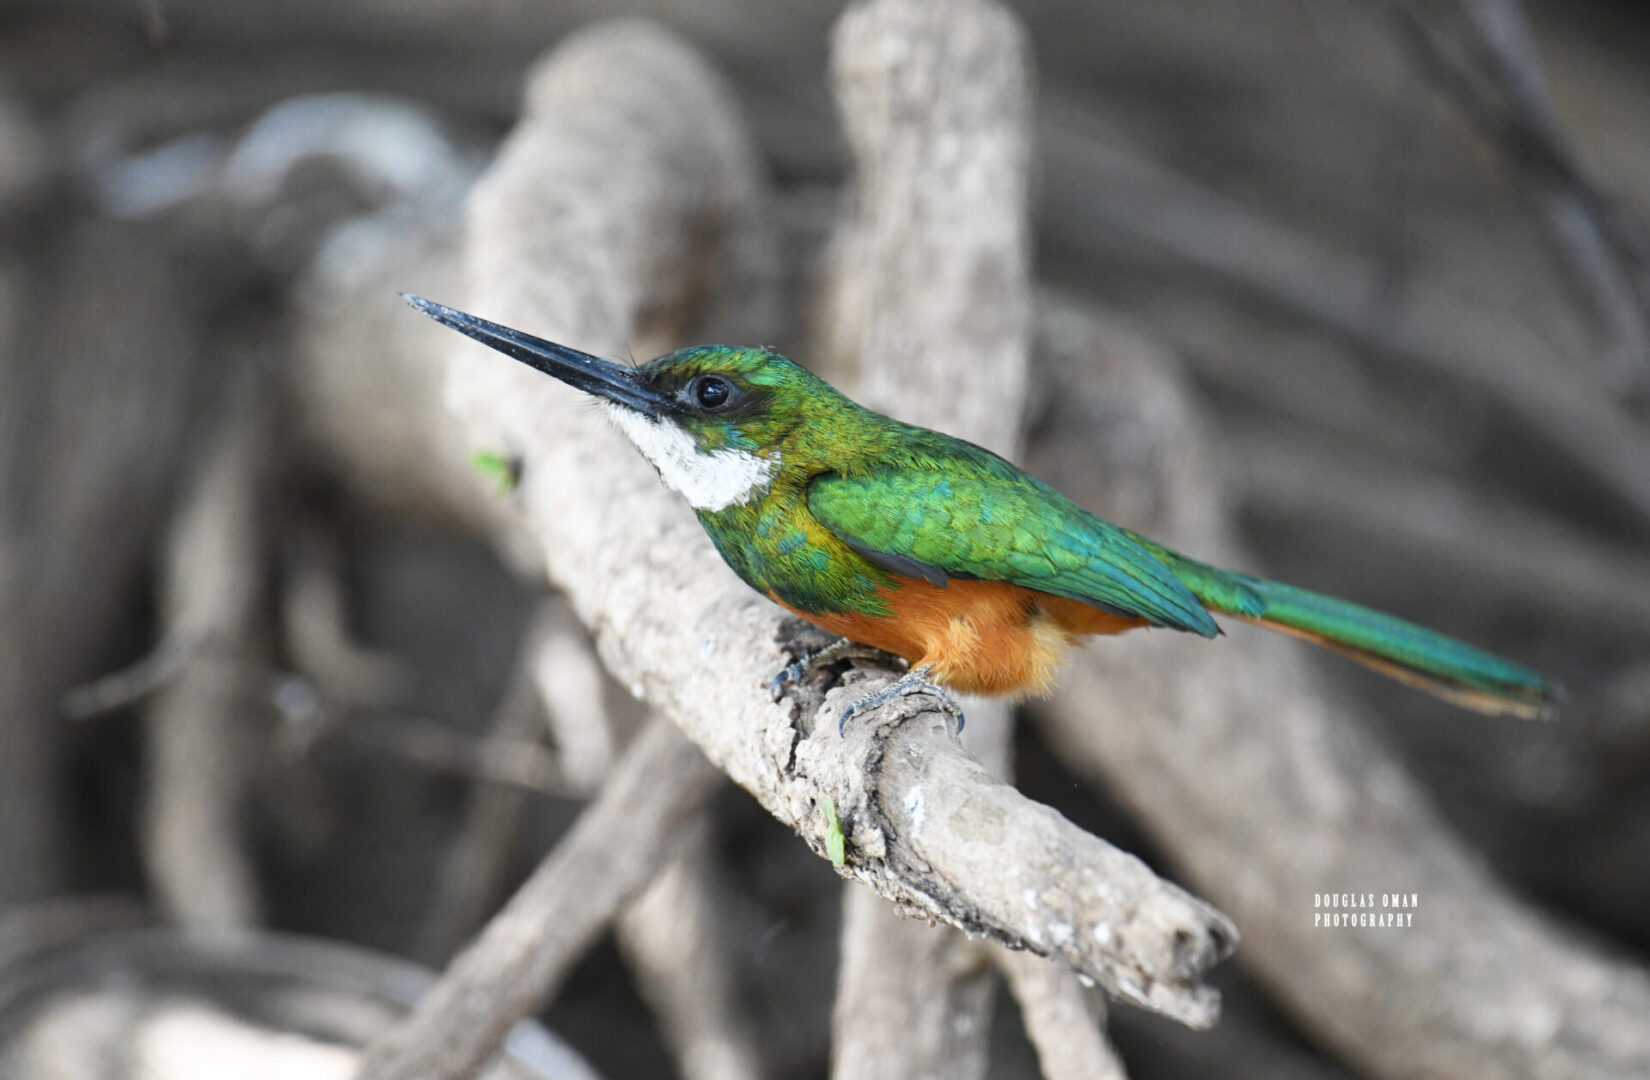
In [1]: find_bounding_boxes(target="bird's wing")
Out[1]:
[806,466,1219,637]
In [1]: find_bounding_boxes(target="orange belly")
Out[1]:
[772,576,1148,697]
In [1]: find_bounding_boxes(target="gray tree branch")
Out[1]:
[997,948,1128,1080]
[356,715,722,1080]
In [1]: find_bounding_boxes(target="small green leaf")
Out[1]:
[822,796,846,867]
[471,450,519,494]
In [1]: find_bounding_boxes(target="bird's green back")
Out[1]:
[682,354,1218,635]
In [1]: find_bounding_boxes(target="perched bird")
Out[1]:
[405,294,1560,730]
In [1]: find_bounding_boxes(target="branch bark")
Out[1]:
[833,884,998,1080]
[430,16,1235,1030]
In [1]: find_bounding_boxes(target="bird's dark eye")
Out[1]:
[693,375,732,410]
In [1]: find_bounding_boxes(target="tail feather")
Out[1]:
[1158,552,1562,720]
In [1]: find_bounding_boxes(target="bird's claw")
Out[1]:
[769,638,898,703]
[769,657,811,702]
[837,665,965,736]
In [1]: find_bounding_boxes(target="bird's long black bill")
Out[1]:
[401,294,669,418]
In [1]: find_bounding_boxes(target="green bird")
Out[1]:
[405,295,1560,729]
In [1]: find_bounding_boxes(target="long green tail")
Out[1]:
[1149,547,1561,720]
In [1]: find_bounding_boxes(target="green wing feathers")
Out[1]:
[1156,550,1562,721]
[806,444,1557,720]
[807,469,1219,636]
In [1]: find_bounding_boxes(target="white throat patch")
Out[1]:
[608,405,778,512]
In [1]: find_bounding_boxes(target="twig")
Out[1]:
[436,18,1235,1030]
[997,949,1128,1080]
[355,715,721,1080]
[1026,296,1650,1080]
[59,626,201,721]
[333,709,573,798]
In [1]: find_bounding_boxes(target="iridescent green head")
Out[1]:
[402,296,841,511]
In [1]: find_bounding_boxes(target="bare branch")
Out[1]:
[431,18,1235,1030]
[356,716,721,1080]
[820,0,1033,458]
[327,708,574,798]
[59,626,200,721]
[998,949,1128,1080]
[832,885,998,1080]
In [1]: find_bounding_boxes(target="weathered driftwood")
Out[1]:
[426,16,1234,1032]
[1026,296,1650,1080]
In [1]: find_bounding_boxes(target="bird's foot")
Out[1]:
[838,664,965,736]
[770,637,903,702]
